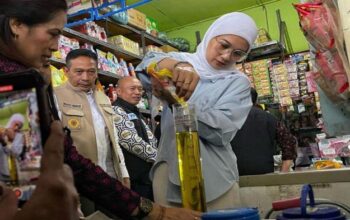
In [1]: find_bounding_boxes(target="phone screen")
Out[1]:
[0,87,42,189]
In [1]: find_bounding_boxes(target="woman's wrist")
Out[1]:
[156,58,180,71]
[146,203,166,220]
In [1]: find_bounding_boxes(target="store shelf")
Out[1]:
[96,19,168,47]
[98,70,122,84]
[247,40,286,62]
[143,32,167,47]
[49,57,122,84]
[96,19,141,36]
[63,27,143,63]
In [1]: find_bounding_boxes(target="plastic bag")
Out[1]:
[109,5,128,25]
[294,0,350,104]
[146,63,185,105]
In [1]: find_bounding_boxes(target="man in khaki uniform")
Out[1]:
[54,49,129,186]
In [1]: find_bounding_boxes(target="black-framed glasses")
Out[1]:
[214,37,248,62]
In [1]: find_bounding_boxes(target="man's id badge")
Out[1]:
[127,113,138,120]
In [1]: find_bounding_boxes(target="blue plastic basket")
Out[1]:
[202,208,260,220]
[277,184,346,220]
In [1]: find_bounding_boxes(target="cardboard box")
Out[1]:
[108,35,140,56]
[127,8,146,30]
[160,45,178,53]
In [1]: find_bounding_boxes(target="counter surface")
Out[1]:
[239,167,350,187]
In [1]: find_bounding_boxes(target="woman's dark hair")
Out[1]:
[0,0,68,45]
[250,87,258,104]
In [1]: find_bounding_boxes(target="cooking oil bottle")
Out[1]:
[173,103,206,212]
[8,154,19,185]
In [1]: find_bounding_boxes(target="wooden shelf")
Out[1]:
[49,57,122,84]
[143,32,167,47]
[63,27,142,63]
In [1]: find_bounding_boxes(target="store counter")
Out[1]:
[238,168,350,218]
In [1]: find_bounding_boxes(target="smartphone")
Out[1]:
[0,69,50,192]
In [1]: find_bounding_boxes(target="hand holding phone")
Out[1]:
[0,69,50,194]
[0,121,79,220]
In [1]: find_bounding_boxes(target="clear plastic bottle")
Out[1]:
[173,103,206,212]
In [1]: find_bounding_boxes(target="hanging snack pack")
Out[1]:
[293,1,350,106]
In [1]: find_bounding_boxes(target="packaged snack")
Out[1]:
[51,65,67,87]
[289,88,300,97]
[277,82,289,90]
[305,71,318,92]
[279,89,290,97]
[106,52,119,74]
[274,74,287,82]
[314,159,342,169]
[81,43,95,51]
[96,49,108,71]
[67,0,92,15]
[57,35,80,60]
[316,50,349,93]
[147,63,185,105]
[288,72,298,81]
[280,97,293,106]
[289,80,299,88]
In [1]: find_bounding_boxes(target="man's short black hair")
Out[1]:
[65,49,98,68]
[251,87,258,104]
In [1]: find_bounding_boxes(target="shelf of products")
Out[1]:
[49,11,179,121]
[96,19,167,48]
[247,40,286,62]
[50,57,122,85]
[63,27,143,63]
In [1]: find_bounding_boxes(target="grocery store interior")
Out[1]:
[1,0,350,219]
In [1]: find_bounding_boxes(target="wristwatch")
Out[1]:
[135,197,153,219]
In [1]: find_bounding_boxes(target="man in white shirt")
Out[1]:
[54,49,129,186]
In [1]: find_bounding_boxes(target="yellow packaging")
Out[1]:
[51,65,67,87]
[314,160,342,169]
[160,45,178,53]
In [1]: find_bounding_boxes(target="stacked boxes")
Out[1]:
[251,60,272,97]
[108,35,140,56]
[271,62,293,106]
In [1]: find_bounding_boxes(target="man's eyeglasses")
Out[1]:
[214,37,248,62]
